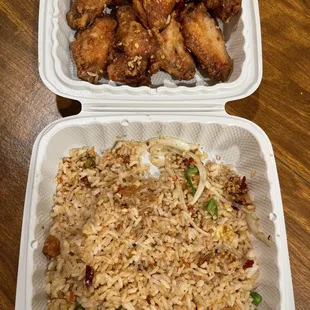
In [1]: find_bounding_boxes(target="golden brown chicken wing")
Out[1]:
[107,6,156,86]
[71,16,117,84]
[132,0,176,30]
[107,53,150,86]
[67,0,123,30]
[117,5,155,57]
[151,13,195,80]
[203,0,242,23]
[180,3,232,81]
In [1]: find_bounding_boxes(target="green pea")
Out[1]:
[75,303,85,310]
[204,198,218,218]
[250,291,262,306]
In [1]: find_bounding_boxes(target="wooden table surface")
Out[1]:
[0,0,309,309]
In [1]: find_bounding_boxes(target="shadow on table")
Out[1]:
[226,88,261,121]
[56,96,82,117]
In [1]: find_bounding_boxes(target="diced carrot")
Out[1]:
[69,290,76,302]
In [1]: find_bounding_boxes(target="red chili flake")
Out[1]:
[187,205,194,212]
[69,290,76,302]
[122,155,130,164]
[173,175,178,182]
[57,176,63,184]
[117,184,123,192]
[146,141,150,146]
[80,176,90,186]
[183,157,194,166]
[243,259,254,269]
[57,291,64,298]
[175,0,186,14]
[231,202,239,211]
[240,176,248,191]
[85,265,94,287]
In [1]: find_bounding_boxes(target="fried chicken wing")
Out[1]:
[180,3,232,81]
[117,6,155,57]
[71,16,117,84]
[151,13,195,80]
[107,53,150,86]
[107,6,156,86]
[203,0,242,23]
[133,0,176,30]
[67,0,124,30]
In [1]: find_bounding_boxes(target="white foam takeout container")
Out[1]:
[38,0,262,106]
[15,0,295,309]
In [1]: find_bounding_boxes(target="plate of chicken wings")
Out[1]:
[66,0,242,86]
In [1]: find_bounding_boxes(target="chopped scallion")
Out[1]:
[185,165,198,195]
[204,198,218,218]
[250,291,262,306]
[75,303,85,310]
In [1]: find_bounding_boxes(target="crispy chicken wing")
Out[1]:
[71,16,117,84]
[133,0,176,30]
[203,0,242,23]
[117,6,155,57]
[151,13,195,80]
[107,6,156,86]
[180,3,232,81]
[67,0,123,30]
[107,53,150,86]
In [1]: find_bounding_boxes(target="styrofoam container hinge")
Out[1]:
[79,100,228,114]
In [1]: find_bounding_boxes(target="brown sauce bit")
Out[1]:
[43,235,61,258]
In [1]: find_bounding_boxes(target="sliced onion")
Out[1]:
[182,211,209,236]
[147,137,199,153]
[176,179,187,209]
[149,156,165,168]
[186,151,206,205]
[246,212,272,246]
[205,181,233,205]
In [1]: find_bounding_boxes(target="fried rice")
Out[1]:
[44,138,260,310]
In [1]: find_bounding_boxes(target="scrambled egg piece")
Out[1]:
[212,224,235,243]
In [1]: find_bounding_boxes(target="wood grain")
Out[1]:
[0,0,309,309]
